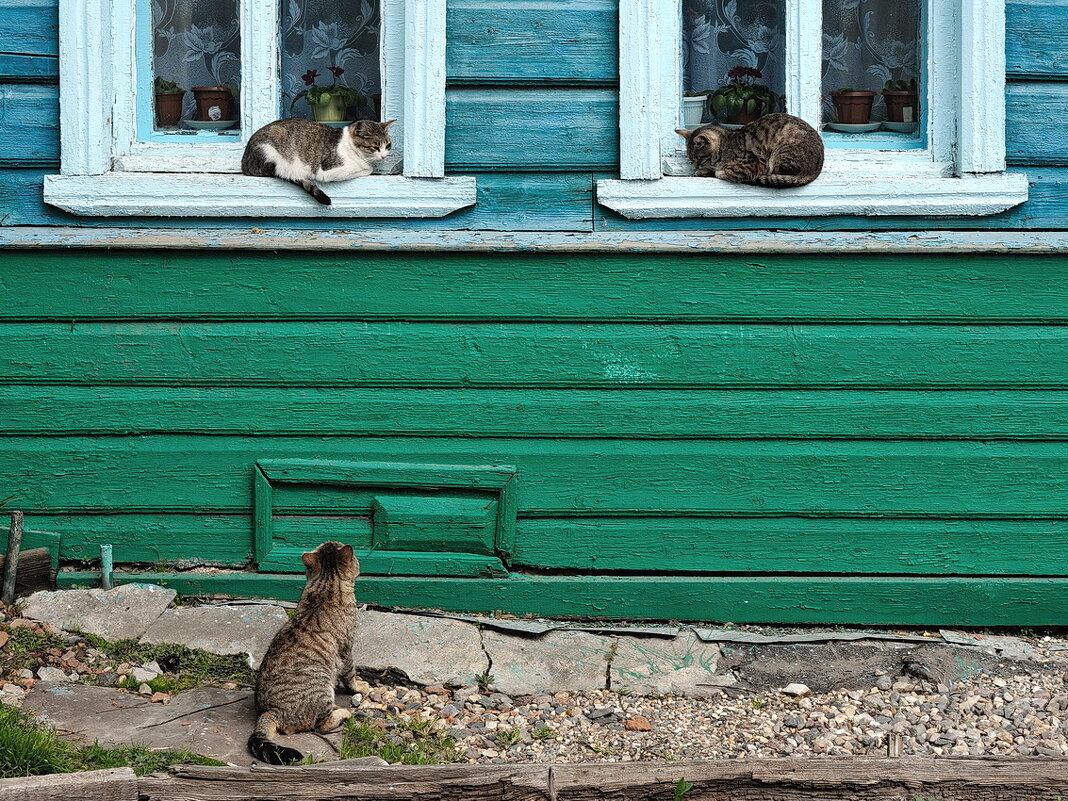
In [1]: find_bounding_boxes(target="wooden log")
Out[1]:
[139,763,551,801]
[1,511,23,605]
[0,768,137,801]
[136,758,1068,801]
[0,547,51,598]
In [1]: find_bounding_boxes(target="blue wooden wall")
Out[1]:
[0,0,1066,232]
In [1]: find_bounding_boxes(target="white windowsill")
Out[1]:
[597,171,1029,219]
[44,173,476,218]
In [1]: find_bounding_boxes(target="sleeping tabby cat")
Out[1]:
[676,113,823,187]
[242,118,395,205]
[248,541,360,765]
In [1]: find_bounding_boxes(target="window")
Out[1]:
[44,0,475,217]
[598,0,1028,218]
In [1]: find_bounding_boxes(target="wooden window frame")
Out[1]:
[44,0,475,218]
[597,0,1029,219]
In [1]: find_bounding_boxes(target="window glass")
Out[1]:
[822,0,921,133]
[281,0,382,124]
[150,0,242,133]
[683,1,786,125]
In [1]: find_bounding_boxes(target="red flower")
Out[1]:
[328,65,344,78]
[301,69,320,86]
[728,66,763,81]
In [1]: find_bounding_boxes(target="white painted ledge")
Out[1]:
[43,173,475,218]
[597,173,1030,219]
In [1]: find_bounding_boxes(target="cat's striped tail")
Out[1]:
[248,711,304,765]
[754,173,818,188]
[289,178,333,205]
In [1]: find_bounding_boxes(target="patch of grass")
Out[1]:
[492,727,522,749]
[117,675,185,694]
[0,704,222,778]
[0,625,67,672]
[81,635,254,690]
[532,725,554,740]
[340,716,460,765]
[750,698,766,710]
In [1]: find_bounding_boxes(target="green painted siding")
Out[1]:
[2,249,1067,624]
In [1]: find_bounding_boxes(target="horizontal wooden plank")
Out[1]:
[4,251,1068,322]
[0,0,58,59]
[3,322,1067,388]
[1007,0,1068,78]
[447,0,617,84]
[0,83,57,164]
[5,386,1068,438]
[1007,81,1068,165]
[0,768,137,801]
[513,517,1068,575]
[57,570,1068,625]
[5,437,1067,516]
[446,88,618,170]
[27,512,1068,576]
[6,165,1068,231]
[0,53,56,81]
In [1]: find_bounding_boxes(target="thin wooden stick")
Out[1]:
[1,511,23,606]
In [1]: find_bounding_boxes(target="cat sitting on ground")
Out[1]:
[676,113,823,187]
[248,541,360,765]
[241,118,395,205]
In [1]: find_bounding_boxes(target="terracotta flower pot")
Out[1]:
[311,95,347,122]
[154,91,184,128]
[831,90,876,124]
[191,86,235,122]
[883,90,919,123]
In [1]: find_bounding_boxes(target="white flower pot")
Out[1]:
[682,95,708,127]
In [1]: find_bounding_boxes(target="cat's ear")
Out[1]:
[382,119,397,130]
[341,544,359,574]
[301,549,320,571]
[676,128,694,141]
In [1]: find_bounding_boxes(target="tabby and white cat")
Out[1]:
[248,541,360,765]
[241,118,395,205]
[677,113,824,187]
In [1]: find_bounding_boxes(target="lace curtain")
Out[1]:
[151,0,241,123]
[683,0,920,121]
[281,0,381,120]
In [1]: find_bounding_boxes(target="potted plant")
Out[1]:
[291,66,366,123]
[883,78,918,123]
[153,77,184,128]
[830,88,876,124]
[683,90,709,127]
[708,66,783,126]
[191,85,236,122]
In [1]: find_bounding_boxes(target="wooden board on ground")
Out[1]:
[134,757,1068,801]
[0,548,52,597]
[0,768,137,801]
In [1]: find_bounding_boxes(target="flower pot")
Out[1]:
[191,86,235,122]
[831,91,876,124]
[722,109,762,125]
[883,90,918,123]
[154,91,184,128]
[311,95,348,122]
[682,95,708,127]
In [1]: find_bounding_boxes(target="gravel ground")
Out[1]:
[348,669,1068,763]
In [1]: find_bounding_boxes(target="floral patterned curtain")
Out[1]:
[683,0,786,103]
[822,0,920,121]
[151,0,242,125]
[281,0,381,120]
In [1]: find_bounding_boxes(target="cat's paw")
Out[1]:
[695,166,716,177]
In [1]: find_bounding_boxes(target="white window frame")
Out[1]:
[598,0,1029,219]
[44,0,475,218]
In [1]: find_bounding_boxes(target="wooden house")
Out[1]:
[0,0,1065,624]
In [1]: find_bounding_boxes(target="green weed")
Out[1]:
[340,716,460,765]
[493,727,522,749]
[674,778,694,801]
[532,725,554,740]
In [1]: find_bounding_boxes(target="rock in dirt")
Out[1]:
[21,584,176,641]
[782,683,812,697]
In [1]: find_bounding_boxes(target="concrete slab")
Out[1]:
[20,584,176,641]
[140,605,289,668]
[22,682,345,766]
[483,630,613,696]
[611,631,731,697]
[350,610,487,687]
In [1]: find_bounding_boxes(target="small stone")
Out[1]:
[36,666,70,682]
[624,716,652,731]
[95,672,120,687]
[16,669,33,680]
[1,683,25,701]
[782,683,811,697]
[131,666,159,684]
[138,683,152,695]
[150,692,169,703]
[0,630,8,649]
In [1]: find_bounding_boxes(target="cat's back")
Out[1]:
[242,118,340,174]
[743,113,821,152]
